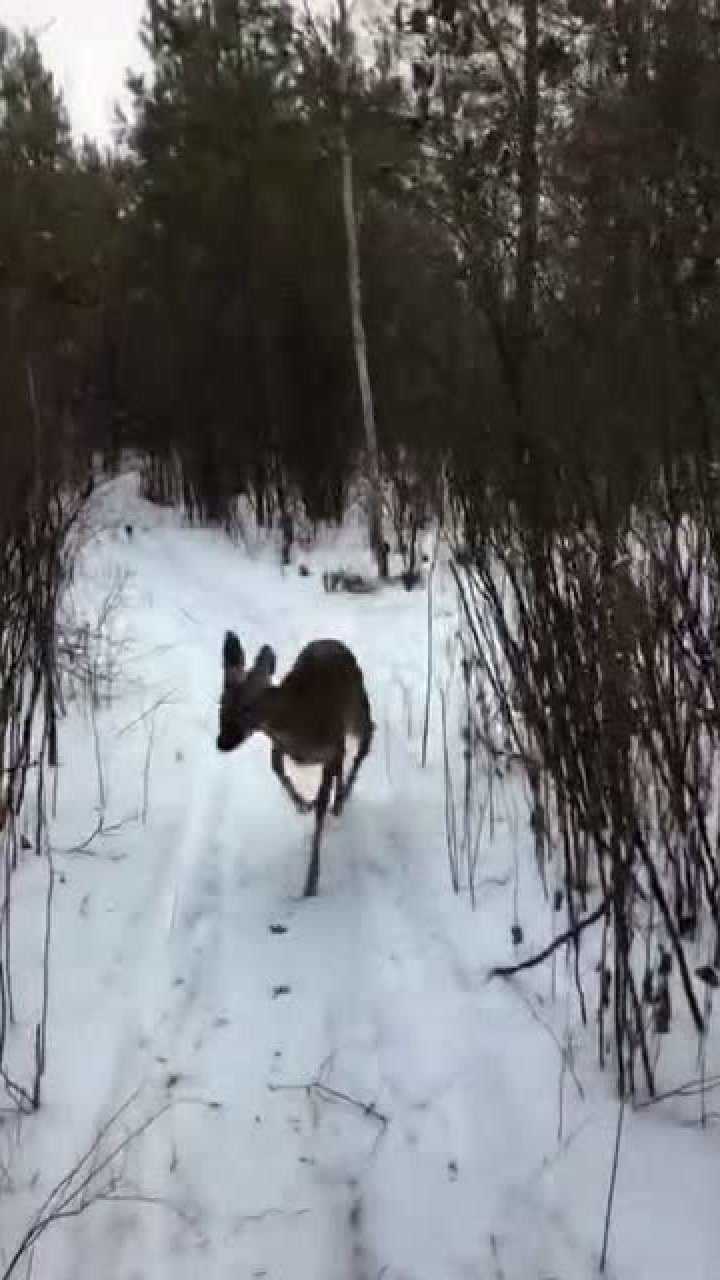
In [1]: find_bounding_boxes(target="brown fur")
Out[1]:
[217,635,374,897]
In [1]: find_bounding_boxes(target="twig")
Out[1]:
[634,829,706,1034]
[89,697,105,815]
[115,692,176,739]
[93,1190,198,1229]
[234,1206,310,1226]
[440,688,459,892]
[1,1091,176,1280]
[599,1094,626,1273]
[33,788,53,1108]
[633,1073,720,1111]
[142,714,157,826]
[268,1079,388,1129]
[313,1082,388,1127]
[504,981,585,1102]
[55,812,136,856]
[421,530,440,768]
[0,1067,35,1115]
[489,896,608,978]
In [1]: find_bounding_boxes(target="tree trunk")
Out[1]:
[337,0,387,578]
[516,0,539,374]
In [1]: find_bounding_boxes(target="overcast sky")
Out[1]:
[1,2,390,143]
[0,0,148,142]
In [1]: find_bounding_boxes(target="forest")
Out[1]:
[1,2,720,1276]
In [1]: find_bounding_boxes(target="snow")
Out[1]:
[1,470,719,1279]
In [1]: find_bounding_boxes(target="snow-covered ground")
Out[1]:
[1,473,718,1280]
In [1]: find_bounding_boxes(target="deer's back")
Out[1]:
[276,640,370,760]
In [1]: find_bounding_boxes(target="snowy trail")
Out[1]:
[4,478,720,1280]
[67,505,527,1279]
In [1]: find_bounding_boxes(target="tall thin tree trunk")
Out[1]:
[516,0,539,373]
[503,0,539,475]
[337,0,387,578]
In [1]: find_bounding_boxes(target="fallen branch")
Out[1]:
[55,812,136,856]
[489,896,609,978]
[234,1206,310,1226]
[633,1073,720,1111]
[268,1078,388,1129]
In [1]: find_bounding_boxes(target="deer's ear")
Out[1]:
[254,645,276,678]
[223,631,245,677]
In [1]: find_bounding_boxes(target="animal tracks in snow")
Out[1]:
[6,480,691,1280]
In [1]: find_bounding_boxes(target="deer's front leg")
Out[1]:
[271,745,313,814]
[304,762,335,897]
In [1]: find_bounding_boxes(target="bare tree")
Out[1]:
[335,0,387,578]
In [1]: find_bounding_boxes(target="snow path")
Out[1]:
[2,477,719,1280]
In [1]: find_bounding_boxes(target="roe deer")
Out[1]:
[216,632,374,897]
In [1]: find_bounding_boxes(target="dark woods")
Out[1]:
[2,0,720,1099]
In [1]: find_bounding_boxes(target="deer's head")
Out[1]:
[217,631,277,752]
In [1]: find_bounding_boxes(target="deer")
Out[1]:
[216,632,374,897]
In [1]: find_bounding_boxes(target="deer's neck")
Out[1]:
[255,686,308,762]
[254,685,292,738]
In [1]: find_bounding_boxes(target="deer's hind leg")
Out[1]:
[331,744,345,817]
[334,697,374,816]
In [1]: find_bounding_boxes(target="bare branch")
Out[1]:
[268,1078,388,1129]
[489,897,608,979]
